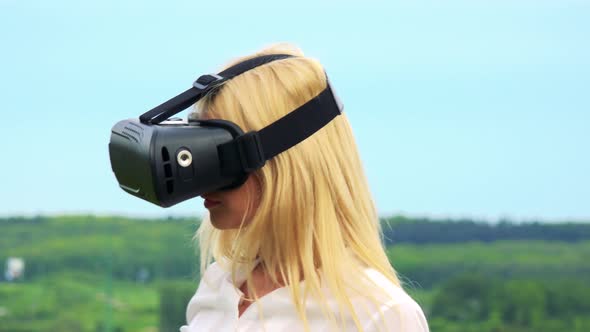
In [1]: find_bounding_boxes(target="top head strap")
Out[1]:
[139,54,294,124]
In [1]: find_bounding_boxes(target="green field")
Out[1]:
[1,216,589,332]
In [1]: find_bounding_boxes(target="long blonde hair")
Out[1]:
[191,43,401,332]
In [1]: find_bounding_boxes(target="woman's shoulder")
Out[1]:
[356,267,430,332]
[362,267,414,304]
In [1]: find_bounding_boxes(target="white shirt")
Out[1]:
[180,261,429,332]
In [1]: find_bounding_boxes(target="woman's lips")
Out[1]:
[204,198,221,209]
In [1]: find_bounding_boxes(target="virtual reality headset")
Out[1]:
[109,54,344,208]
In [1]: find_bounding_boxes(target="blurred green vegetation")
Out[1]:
[388,240,590,288]
[0,215,589,332]
[0,215,200,281]
[423,276,590,332]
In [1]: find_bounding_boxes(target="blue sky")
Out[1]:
[1,0,588,222]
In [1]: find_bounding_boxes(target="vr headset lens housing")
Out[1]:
[109,54,344,208]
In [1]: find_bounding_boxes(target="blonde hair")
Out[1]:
[191,43,401,332]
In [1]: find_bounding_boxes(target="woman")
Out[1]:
[180,43,429,332]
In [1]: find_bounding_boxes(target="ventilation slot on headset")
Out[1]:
[162,147,174,194]
[164,164,172,178]
[162,147,170,161]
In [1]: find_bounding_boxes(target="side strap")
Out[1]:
[217,78,343,175]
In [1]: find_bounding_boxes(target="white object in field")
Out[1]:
[5,257,25,281]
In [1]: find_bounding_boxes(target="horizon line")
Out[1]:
[1,210,588,224]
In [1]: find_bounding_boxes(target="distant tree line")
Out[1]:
[381,215,590,245]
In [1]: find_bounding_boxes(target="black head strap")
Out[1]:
[215,74,343,178]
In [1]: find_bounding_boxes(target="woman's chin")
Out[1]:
[208,212,230,230]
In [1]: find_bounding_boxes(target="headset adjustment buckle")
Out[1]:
[193,74,224,91]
